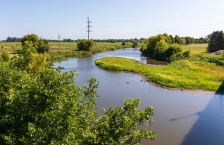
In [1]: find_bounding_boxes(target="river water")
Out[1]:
[54,49,224,145]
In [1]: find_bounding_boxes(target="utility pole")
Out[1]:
[87,17,92,40]
[58,34,61,48]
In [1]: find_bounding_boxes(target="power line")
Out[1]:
[87,17,92,40]
[93,17,224,33]
[61,22,223,38]
[93,8,224,24]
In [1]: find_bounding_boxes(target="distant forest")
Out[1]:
[3,34,210,44]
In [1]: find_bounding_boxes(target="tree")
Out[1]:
[140,34,182,60]
[20,34,49,53]
[11,40,50,73]
[131,39,138,48]
[207,31,224,52]
[0,62,157,144]
[174,35,182,44]
[77,40,94,51]
[36,39,49,53]
[169,35,175,44]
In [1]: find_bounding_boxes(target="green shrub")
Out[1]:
[169,52,183,61]
[165,44,182,58]
[140,34,182,61]
[77,40,94,51]
[182,50,191,58]
[1,50,10,62]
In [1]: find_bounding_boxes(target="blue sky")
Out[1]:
[0,0,224,40]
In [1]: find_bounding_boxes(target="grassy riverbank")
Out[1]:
[48,42,132,61]
[94,57,224,91]
[0,42,132,61]
[0,42,131,51]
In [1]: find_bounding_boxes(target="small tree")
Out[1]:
[122,41,126,45]
[77,40,94,51]
[131,39,138,48]
[20,34,49,53]
[11,39,50,73]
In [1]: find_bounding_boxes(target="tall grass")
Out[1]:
[95,57,224,91]
[182,44,207,54]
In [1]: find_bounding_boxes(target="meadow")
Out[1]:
[0,41,207,54]
[94,57,224,92]
[0,41,132,60]
[182,44,207,54]
[0,41,131,52]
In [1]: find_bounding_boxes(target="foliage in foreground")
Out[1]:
[0,50,10,62]
[0,36,157,144]
[94,57,224,91]
[0,62,156,144]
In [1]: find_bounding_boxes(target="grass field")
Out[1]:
[1,42,207,54]
[182,44,207,54]
[95,57,224,91]
[0,42,131,51]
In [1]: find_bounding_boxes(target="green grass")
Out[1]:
[0,41,131,51]
[48,42,132,61]
[182,44,207,54]
[94,57,224,91]
[1,42,207,54]
[0,41,132,61]
[49,42,132,51]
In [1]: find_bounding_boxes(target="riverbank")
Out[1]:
[94,57,224,92]
[48,44,132,61]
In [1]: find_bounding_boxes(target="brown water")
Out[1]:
[54,49,224,145]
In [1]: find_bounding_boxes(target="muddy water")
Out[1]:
[54,49,224,145]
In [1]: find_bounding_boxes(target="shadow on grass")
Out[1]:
[177,81,224,145]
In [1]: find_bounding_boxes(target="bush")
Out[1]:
[170,52,183,61]
[20,34,49,53]
[0,50,10,62]
[165,44,182,58]
[189,54,224,66]
[37,39,49,53]
[77,40,94,51]
[182,50,191,58]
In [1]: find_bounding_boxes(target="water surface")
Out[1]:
[54,49,224,145]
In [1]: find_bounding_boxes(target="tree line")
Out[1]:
[4,36,210,44]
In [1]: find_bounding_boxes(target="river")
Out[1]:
[54,49,224,145]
